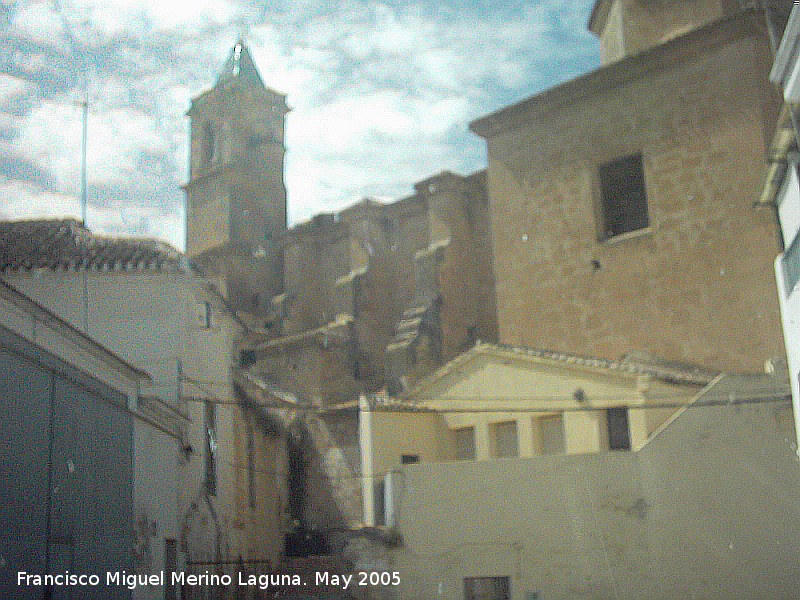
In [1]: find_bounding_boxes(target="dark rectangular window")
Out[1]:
[599,154,649,240]
[197,301,212,329]
[464,576,511,600]
[401,454,420,465]
[607,407,631,451]
[539,415,565,455]
[454,426,477,460]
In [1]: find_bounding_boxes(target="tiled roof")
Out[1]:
[488,343,720,386]
[0,219,186,273]
[405,342,720,401]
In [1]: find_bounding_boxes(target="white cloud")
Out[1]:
[58,0,236,38]
[0,74,33,108]
[0,177,81,221]
[9,2,69,52]
[3,0,600,250]
[10,100,83,192]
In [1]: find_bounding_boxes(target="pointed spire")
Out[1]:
[217,39,265,88]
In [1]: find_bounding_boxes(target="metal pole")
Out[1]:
[80,93,88,225]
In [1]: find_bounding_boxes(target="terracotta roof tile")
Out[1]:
[0,219,186,274]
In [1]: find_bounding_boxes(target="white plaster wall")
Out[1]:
[778,164,800,244]
[0,291,141,402]
[7,272,191,404]
[133,422,180,600]
[0,293,140,404]
[390,401,800,600]
[774,162,800,455]
[775,254,800,454]
[4,271,193,595]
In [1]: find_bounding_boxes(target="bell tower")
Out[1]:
[184,40,288,314]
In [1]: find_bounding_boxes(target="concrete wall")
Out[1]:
[7,271,186,599]
[482,14,784,373]
[8,272,187,402]
[360,409,450,526]
[389,397,800,599]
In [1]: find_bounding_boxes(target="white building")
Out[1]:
[0,219,285,599]
[0,278,150,599]
[763,3,800,453]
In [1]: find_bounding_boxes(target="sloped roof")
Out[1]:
[0,219,186,274]
[405,342,719,402]
[470,10,760,138]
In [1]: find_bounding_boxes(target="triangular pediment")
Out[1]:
[403,343,708,412]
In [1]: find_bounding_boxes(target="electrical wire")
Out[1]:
[177,391,790,412]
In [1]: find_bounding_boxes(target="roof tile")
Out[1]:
[0,219,185,274]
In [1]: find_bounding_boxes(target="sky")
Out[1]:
[1,0,599,250]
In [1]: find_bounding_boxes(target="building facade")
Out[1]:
[0,279,149,600]
[0,219,285,597]
[471,2,787,373]
[384,374,799,599]
[359,342,713,528]
[186,43,499,535]
[762,2,800,452]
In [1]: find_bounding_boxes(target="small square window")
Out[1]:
[454,426,477,460]
[490,421,519,458]
[401,454,420,465]
[598,153,649,240]
[539,415,565,455]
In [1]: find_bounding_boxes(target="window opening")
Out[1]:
[455,426,477,460]
[599,154,649,240]
[607,407,631,450]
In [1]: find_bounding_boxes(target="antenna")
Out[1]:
[52,0,92,331]
[79,92,88,225]
[52,0,91,227]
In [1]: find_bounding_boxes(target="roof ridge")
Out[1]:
[0,218,185,274]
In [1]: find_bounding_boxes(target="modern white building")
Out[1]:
[764,3,800,453]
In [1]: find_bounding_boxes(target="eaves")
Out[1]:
[470,9,765,139]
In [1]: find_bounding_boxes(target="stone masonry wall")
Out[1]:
[485,17,784,372]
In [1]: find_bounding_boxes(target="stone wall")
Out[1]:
[480,13,784,372]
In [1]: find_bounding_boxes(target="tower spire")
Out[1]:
[185,41,288,315]
[217,39,265,88]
